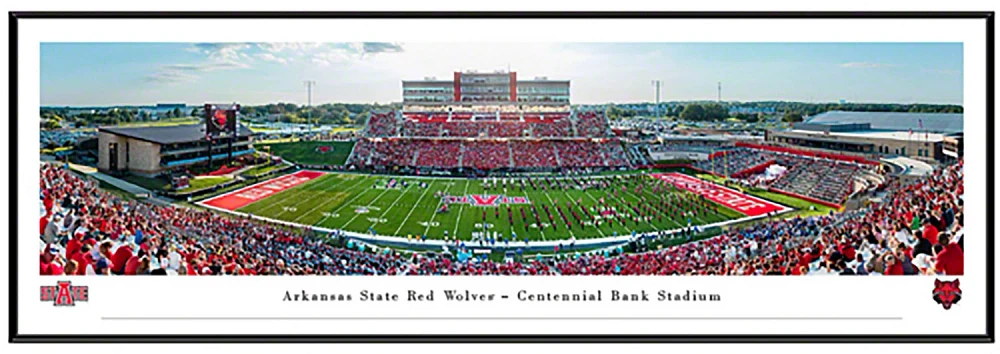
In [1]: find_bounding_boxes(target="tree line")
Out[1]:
[602,101,962,123]
[239,103,399,125]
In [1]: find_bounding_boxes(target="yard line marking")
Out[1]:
[568,188,605,238]
[250,173,346,215]
[423,181,461,236]
[271,175,357,218]
[646,187,710,226]
[339,181,396,229]
[368,187,410,229]
[451,179,471,239]
[244,173,339,214]
[391,181,435,235]
[292,177,367,225]
[589,183,633,235]
[638,185,685,229]
[304,176,378,224]
[540,187,574,239]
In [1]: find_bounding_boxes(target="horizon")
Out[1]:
[41,42,964,107]
[39,99,966,109]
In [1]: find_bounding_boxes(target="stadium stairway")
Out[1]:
[568,111,581,137]
[507,143,515,168]
[457,143,464,167]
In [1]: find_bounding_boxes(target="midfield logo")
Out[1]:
[442,194,530,206]
[40,281,89,307]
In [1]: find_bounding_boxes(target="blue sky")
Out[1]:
[40,42,963,106]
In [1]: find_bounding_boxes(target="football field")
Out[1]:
[206,171,755,242]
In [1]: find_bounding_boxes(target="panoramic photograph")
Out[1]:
[38,42,965,276]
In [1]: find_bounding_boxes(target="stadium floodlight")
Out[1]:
[304,80,317,126]
[651,80,662,118]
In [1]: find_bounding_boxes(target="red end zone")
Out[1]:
[200,170,326,211]
[650,173,786,217]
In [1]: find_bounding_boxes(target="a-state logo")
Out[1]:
[40,281,88,306]
[442,195,530,206]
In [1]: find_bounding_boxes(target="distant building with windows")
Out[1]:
[97,123,253,175]
[402,70,570,113]
[766,111,963,162]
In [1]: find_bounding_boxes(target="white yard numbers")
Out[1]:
[322,212,340,218]
[367,217,388,224]
[418,221,441,228]
[282,206,298,212]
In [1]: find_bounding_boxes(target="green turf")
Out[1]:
[118,117,200,127]
[121,174,171,191]
[187,176,233,190]
[258,141,355,166]
[241,163,285,178]
[120,174,232,192]
[236,173,742,242]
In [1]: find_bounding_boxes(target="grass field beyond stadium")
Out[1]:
[227,172,752,242]
[258,141,355,166]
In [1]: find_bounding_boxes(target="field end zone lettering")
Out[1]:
[200,170,326,211]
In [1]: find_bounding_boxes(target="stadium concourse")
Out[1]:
[39,157,963,276]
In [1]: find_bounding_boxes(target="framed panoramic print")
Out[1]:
[7,11,994,343]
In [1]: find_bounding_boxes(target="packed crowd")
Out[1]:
[510,141,559,167]
[348,138,630,170]
[40,157,963,276]
[462,140,512,170]
[770,157,861,205]
[381,110,608,139]
[39,163,413,276]
[363,111,398,137]
[691,148,778,177]
[575,110,611,138]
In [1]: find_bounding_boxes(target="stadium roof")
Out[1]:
[787,129,946,143]
[805,111,963,134]
[99,123,252,145]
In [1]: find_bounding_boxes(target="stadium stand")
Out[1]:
[39,159,964,276]
[691,148,778,177]
[574,110,610,138]
[769,157,860,205]
[348,110,629,172]
[364,111,399,137]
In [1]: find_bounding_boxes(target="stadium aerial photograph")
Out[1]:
[38,42,965,276]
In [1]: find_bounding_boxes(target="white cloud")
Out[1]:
[256,42,322,53]
[144,70,199,84]
[255,52,288,64]
[147,59,250,85]
[839,62,895,69]
[192,43,252,62]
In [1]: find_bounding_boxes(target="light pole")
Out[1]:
[304,80,316,126]
[651,80,662,119]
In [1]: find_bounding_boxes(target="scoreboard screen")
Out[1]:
[204,103,240,136]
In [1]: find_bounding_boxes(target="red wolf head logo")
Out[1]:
[212,109,228,129]
[933,279,961,310]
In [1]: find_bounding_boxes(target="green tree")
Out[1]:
[679,104,705,121]
[782,111,804,123]
[172,107,183,118]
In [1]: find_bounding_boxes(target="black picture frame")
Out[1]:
[9,11,995,344]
